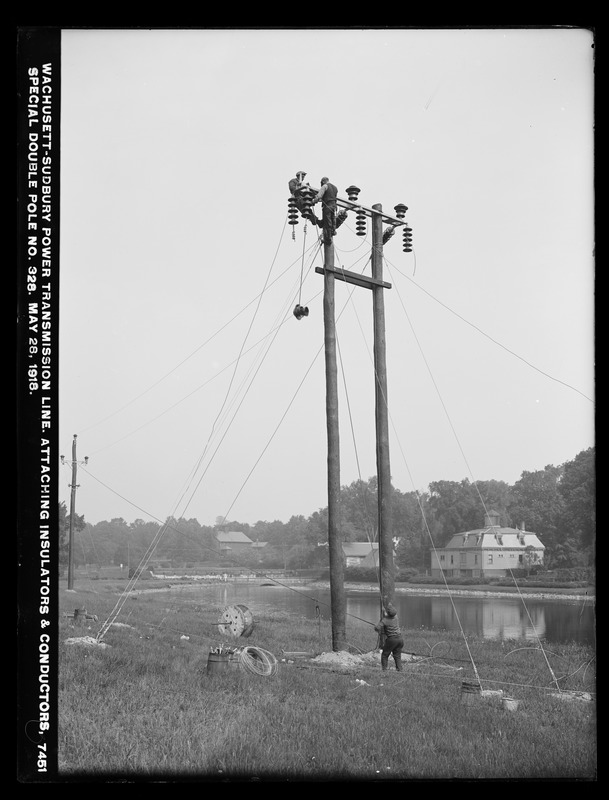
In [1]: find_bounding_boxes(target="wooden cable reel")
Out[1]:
[217,604,254,638]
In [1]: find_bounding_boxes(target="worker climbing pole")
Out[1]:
[312,177,338,244]
[287,171,351,245]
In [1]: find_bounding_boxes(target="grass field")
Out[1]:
[57,578,596,781]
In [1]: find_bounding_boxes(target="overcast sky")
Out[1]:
[58,27,595,528]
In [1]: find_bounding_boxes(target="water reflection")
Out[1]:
[429,598,546,641]
[204,583,594,647]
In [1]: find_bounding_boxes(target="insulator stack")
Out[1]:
[288,197,298,230]
[393,204,411,252]
[355,209,366,236]
[301,187,315,218]
[345,185,361,202]
[288,197,299,226]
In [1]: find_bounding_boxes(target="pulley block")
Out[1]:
[293,304,309,320]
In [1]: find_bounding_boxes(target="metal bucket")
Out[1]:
[207,653,230,674]
[461,681,481,704]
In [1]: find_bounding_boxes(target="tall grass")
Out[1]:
[58,580,596,780]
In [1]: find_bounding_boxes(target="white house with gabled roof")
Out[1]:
[429,511,545,579]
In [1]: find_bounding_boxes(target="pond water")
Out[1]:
[206,582,595,647]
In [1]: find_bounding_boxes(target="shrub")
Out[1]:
[344,567,378,582]
[508,568,528,580]
[399,574,492,586]
[494,578,591,589]
[408,575,445,585]
[550,567,594,583]
[396,568,419,583]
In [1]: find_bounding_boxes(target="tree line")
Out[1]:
[59,446,594,573]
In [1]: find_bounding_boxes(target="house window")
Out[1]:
[450,555,454,565]
[487,554,493,564]
[439,555,445,562]
[460,551,466,565]
[474,555,478,564]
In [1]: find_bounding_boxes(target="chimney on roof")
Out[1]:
[484,511,500,527]
[520,521,526,531]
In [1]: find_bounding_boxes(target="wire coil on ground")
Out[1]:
[238,646,278,677]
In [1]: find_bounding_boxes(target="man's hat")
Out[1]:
[385,604,397,617]
[297,171,307,176]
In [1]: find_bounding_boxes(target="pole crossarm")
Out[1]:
[305,184,407,227]
[315,265,391,290]
[336,198,406,227]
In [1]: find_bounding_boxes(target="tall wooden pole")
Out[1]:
[67,434,78,590]
[313,186,404,644]
[323,238,347,651]
[371,205,395,611]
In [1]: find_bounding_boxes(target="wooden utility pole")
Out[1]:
[62,434,88,590]
[309,183,409,648]
[67,435,78,590]
[322,237,347,651]
[371,204,394,611]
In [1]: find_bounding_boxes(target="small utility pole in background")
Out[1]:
[61,434,88,590]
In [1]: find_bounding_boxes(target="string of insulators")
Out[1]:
[301,187,315,218]
[288,197,299,226]
[393,203,412,253]
[355,209,366,236]
[345,186,367,237]
[288,196,299,240]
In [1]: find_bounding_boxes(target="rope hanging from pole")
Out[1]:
[293,220,310,320]
[299,220,307,305]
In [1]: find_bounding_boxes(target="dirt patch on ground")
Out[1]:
[310,650,423,669]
